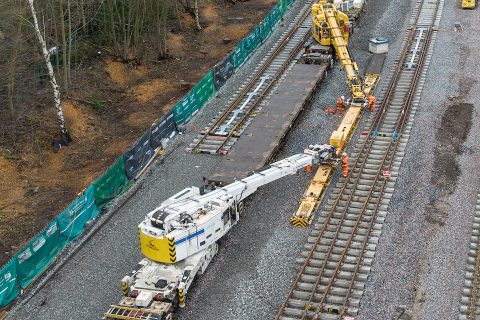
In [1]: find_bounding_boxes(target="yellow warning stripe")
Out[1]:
[168,238,176,263]
[290,217,309,228]
[178,287,186,307]
[121,280,129,296]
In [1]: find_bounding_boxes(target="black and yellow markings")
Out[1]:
[178,287,185,307]
[168,238,176,263]
[290,217,308,228]
[121,280,129,296]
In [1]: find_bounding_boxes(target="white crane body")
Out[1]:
[104,144,337,320]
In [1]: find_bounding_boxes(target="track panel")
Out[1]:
[188,1,315,155]
[459,194,480,320]
[275,1,444,319]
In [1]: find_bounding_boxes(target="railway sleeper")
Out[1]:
[295,277,364,292]
[288,290,362,308]
[311,216,374,228]
[285,296,361,313]
[297,247,375,262]
[326,196,383,208]
[302,244,376,258]
[309,228,374,241]
[303,238,378,252]
[316,211,382,224]
[296,253,371,270]
[289,290,362,308]
[320,206,389,219]
[330,184,383,196]
[295,270,368,287]
[329,204,387,216]
[279,307,342,320]
[301,256,374,272]
[311,219,382,231]
[301,248,373,264]
[310,222,383,236]
[307,226,382,242]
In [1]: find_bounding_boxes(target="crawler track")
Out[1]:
[188,1,315,155]
[275,1,443,319]
[459,194,480,320]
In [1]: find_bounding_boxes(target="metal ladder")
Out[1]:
[103,305,163,320]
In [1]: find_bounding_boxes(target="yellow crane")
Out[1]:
[312,1,365,105]
[462,0,476,9]
[291,2,384,228]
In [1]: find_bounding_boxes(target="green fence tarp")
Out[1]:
[173,71,216,124]
[56,185,99,240]
[269,5,282,24]
[92,155,130,209]
[279,0,287,15]
[16,221,66,288]
[231,39,249,69]
[259,12,275,41]
[243,29,262,56]
[0,259,20,307]
[192,70,216,107]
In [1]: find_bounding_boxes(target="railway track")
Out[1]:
[188,0,316,155]
[275,1,443,319]
[459,194,480,320]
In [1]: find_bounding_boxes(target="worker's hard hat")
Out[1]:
[342,152,347,156]
[341,96,345,100]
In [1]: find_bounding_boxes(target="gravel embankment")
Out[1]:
[358,1,480,319]
[9,0,415,319]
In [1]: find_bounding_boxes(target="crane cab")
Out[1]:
[462,0,476,9]
[312,1,350,46]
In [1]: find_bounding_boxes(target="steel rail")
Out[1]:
[191,4,313,154]
[306,28,432,317]
[275,0,440,317]
[337,26,434,318]
[274,18,419,320]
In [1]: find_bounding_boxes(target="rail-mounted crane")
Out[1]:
[103,144,338,320]
[304,1,366,106]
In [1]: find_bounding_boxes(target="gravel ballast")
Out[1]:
[8,0,418,319]
[358,1,480,319]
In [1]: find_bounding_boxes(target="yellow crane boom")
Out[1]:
[312,1,365,104]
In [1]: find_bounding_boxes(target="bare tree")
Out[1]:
[7,24,23,117]
[27,0,70,140]
[194,0,201,30]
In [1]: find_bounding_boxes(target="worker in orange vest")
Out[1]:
[368,95,376,112]
[337,96,345,111]
[341,152,349,177]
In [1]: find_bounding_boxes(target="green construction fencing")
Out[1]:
[0,259,20,306]
[92,155,130,209]
[16,221,66,288]
[232,4,283,69]
[0,161,123,306]
[56,185,100,240]
[173,70,216,125]
[175,1,293,123]
[0,0,299,307]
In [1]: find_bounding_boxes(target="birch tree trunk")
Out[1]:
[194,0,202,30]
[27,0,70,140]
[59,0,68,90]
